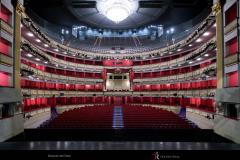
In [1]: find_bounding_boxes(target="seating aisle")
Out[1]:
[112,106,124,129]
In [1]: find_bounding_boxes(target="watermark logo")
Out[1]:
[152,152,180,160]
[152,152,160,160]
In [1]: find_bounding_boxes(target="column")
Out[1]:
[213,0,224,88]
[12,0,23,89]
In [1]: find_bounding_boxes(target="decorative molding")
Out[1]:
[0,20,13,35]
[0,54,13,66]
[224,19,238,35]
[224,54,238,66]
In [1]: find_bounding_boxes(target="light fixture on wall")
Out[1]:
[27,32,34,37]
[203,32,210,37]
[196,38,202,43]
[27,53,33,57]
[36,39,41,43]
[97,0,138,23]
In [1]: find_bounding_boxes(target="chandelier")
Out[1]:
[97,0,138,23]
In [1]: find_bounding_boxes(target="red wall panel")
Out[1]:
[0,38,10,55]
[226,37,238,55]
[225,3,237,25]
[0,72,10,87]
[228,71,238,87]
[0,5,11,23]
[103,59,133,67]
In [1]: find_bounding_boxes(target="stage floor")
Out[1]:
[0,141,240,150]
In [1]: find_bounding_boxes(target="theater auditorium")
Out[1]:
[0,0,240,153]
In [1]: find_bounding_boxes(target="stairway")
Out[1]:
[112,106,124,129]
[178,107,186,118]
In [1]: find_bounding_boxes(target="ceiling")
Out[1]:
[24,0,213,29]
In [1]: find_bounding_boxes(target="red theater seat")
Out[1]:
[42,105,114,129]
[122,105,196,129]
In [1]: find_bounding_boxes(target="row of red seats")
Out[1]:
[47,52,103,66]
[23,97,50,112]
[134,60,215,79]
[48,50,190,67]
[133,79,216,91]
[133,52,189,66]
[23,97,113,112]
[23,96,215,113]
[22,59,215,80]
[125,97,215,112]
[122,105,196,129]
[21,59,102,79]
[21,79,103,91]
[42,105,114,129]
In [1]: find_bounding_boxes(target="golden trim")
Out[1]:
[16,1,25,15]
[212,2,221,16]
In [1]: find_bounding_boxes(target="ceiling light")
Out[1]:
[44,61,48,64]
[177,49,182,52]
[54,49,59,52]
[44,44,49,47]
[204,54,209,57]
[36,39,41,43]
[196,38,202,43]
[170,28,174,33]
[97,0,138,23]
[189,44,193,47]
[27,53,33,57]
[189,61,193,64]
[203,32,210,36]
[213,23,216,27]
[27,32,34,37]
[197,58,202,61]
[35,58,40,61]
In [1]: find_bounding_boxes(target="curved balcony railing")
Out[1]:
[21,63,103,84]
[133,63,216,83]
[21,35,216,72]
[21,38,103,72]
[21,11,215,59]
[27,7,210,51]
